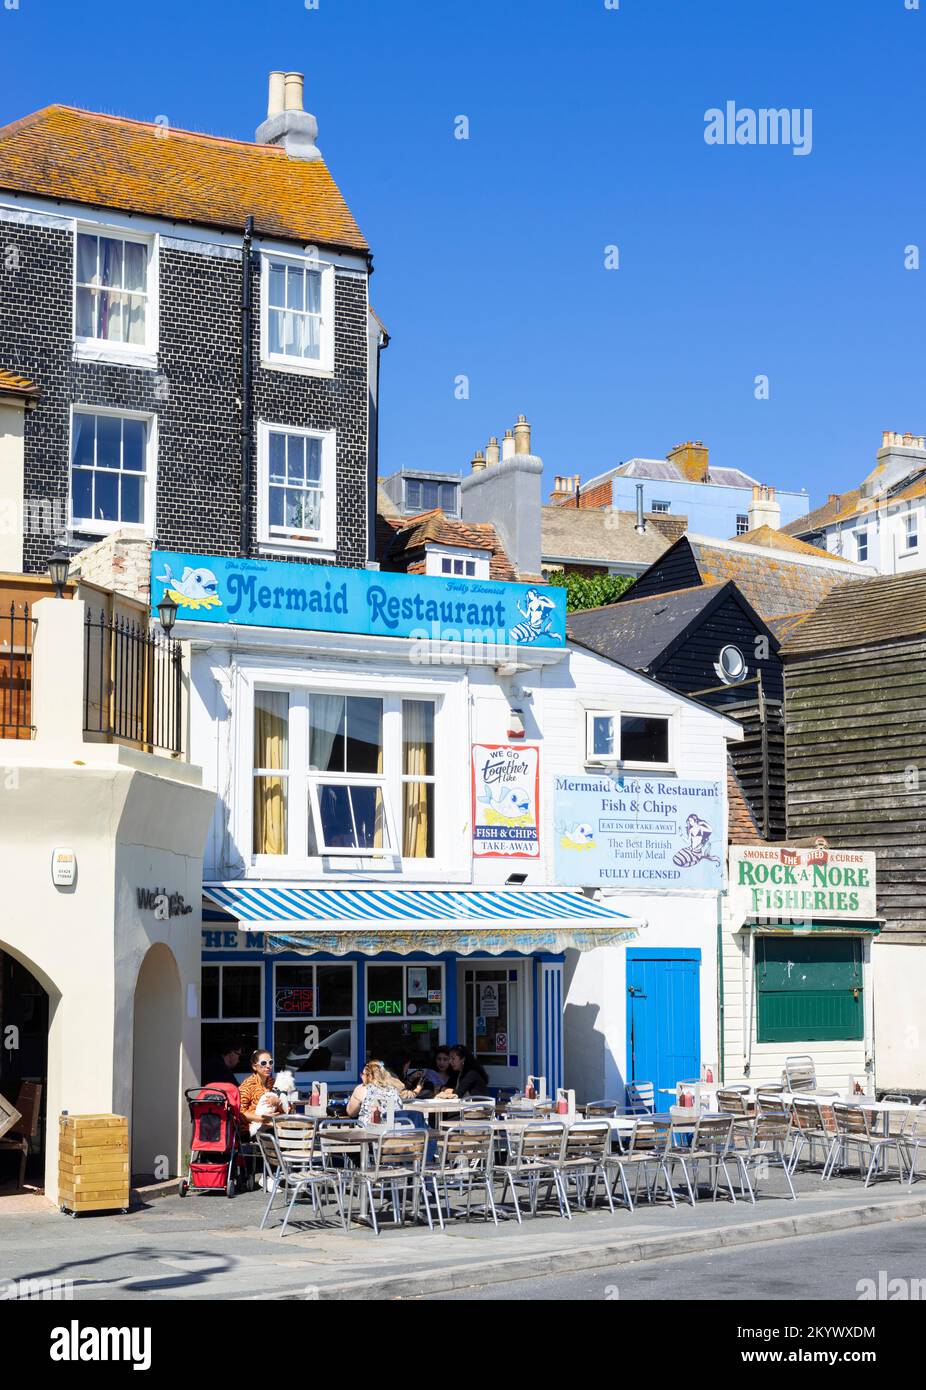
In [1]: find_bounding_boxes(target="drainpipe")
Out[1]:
[717,897,725,1084]
[634,483,646,535]
[240,215,255,558]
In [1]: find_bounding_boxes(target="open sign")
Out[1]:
[367,999,401,1015]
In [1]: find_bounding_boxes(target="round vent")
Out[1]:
[716,644,747,684]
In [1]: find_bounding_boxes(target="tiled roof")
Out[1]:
[732,524,852,561]
[0,105,368,253]
[379,508,518,582]
[0,368,38,398]
[780,571,926,655]
[727,761,766,844]
[684,536,867,619]
[780,489,861,537]
[541,506,676,567]
[567,583,729,671]
[765,611,811,643]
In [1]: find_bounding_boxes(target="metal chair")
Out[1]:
[732,1115,797,1201]
[425,1123,497,1229]
[497,1121,569,1223]
[584,1099,621,1118]
[620,1081,655,1115]
[784,1055,817,1092]
[902,1109,926,1187]
[788,1097,833,1175]
[254,1125,346,1235]
[674,1115,738,1203]
[612,1118,686,1209]
[558,1121,615,1214]
[823,1103,908,1187]
[881,1094,913,1138]
[346,1127,432,1234]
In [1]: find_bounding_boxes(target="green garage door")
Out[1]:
[756,936,863,1043]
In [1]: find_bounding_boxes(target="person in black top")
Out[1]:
[202,1040,242,1087]
[448,1044,490,1098]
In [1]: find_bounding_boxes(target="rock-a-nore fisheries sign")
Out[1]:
[150,551,566,647]
[729,845,877,921]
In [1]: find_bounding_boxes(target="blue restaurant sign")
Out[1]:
[554,774,725,890]
[151,551,566,647]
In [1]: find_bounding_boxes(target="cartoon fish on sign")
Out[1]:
[477,784,531,825]
[560,823,595,851]
[156,562,222,611]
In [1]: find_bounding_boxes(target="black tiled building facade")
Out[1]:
[0,215,370,573]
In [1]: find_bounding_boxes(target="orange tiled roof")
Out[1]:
[379,508,518,582]
[685,538,862,619]
[780,489,861,537]
[732,524,852,561]
[0,106,368,253]
[0,368,38,398]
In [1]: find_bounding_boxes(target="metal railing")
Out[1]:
[0,602,35,739]
[83,609,183,755]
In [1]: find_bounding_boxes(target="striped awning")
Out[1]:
[202,883,640,957]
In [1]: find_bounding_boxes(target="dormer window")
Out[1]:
[904,512,918,552]
[74,227,157,364]
[405,478,459,515]
[260,251,334,375]
[425,545,490,580]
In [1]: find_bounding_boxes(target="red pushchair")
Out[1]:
[179,1084,251,1198]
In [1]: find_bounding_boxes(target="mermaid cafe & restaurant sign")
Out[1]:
[729,844,877,922]
[150,551,566,652]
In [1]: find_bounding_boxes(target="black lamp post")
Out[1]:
[46,550,70,598]
[157,594,178,637]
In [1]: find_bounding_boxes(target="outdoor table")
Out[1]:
[400,1099,469,1129]
[316,1123,399,1227]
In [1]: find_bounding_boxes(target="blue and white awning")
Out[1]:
[202,883,640,956]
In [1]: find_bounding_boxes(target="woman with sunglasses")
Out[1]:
[238,1049,279,1133]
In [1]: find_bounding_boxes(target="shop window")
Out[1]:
[201,964,262,1070]
[273,962,355,1076]
[365,963,445,1070]
[755,936,863,1043]
[585,710,672,768]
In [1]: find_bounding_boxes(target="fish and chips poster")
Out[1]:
[554,775,724,889]
[471,745,540,858]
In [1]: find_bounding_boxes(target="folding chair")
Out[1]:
[425,1123,497,1229]
[497,1122,569,1223]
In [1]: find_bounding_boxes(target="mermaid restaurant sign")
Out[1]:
[554,775,724,889]
[150,551,566,648]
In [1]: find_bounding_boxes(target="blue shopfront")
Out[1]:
[201,886,637,1096]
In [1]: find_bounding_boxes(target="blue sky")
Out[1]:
[2,0,924,507]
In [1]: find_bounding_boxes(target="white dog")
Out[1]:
[249,1069,297,1137]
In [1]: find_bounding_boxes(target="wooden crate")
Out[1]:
[58,1114,130,1216]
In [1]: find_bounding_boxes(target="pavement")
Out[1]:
[2,1163,925,1301]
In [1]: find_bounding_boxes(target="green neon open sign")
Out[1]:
[367,999,402,1015]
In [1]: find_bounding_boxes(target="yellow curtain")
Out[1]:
[402,700,432,858]
[254,692,288,855]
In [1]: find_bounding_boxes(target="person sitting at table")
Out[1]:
[202,1038,242,1087]
[446,1045,490,1099]
[412,1046,454,1099]
[238,1049,288,1134]
[346,1060,407,1124]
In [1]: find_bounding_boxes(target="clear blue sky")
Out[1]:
[2,0,924,506]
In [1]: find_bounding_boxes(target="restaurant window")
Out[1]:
[585,711,671,767]
[402,700,435,858]
[365,963,445,1069]
[308,694,394,856]
[273,962,355,1075]
[253,690,289,855]
[755,936,863,1043]
[201,964,262,1069]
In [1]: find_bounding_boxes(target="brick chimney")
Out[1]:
[549,475,576,504]
[667,439,709,483]
[747,484,781,532]
[255,70,322,161]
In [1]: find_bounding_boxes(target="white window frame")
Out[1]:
[651,500,671,514]
[425,544,490,580]
[272,959,357,1083]
[260,249,335,377]
[68,403,157,538]
[735,514,749,536]
[405,477,460,516]
[856,529,868,563]
[904,511,919,552]
[72,223,159,368]
[245,676,447,871]
[584,708,676,771]
[256,419,337,556]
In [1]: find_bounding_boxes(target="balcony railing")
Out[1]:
[0,602,35,739]
[83,609,183,756]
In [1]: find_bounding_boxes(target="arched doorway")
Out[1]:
[0,948,49,1191]
[131,944,182,1182]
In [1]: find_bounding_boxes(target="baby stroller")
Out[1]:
[179,1084,250,1198]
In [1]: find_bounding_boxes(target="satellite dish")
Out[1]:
[714,644,747,684]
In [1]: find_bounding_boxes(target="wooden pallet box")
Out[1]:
[58,1114,130,1216]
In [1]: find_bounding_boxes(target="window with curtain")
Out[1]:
[402,700,434,858]
[308,694,392,855]
[268,430,323,535]
[70,410,149,530]
[75,231,149,346]
[253,690,289,854]
[266,258,323,361]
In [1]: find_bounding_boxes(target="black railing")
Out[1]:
[0,602,35,739]
[83,610,183,755]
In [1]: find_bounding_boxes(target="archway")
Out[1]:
[131,944,182,1182]
[0,947,50,1191]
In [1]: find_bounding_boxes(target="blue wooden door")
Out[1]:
[626,952,700,1106]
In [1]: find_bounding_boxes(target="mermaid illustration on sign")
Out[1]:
[672,813,721,869]
[156,561,222,611]
[510,588,562,645]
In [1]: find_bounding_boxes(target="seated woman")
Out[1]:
[447,1045,490,1099]
[346,1060,407,1124]
[412,1045,455,1099]
[238,1049,290,1137]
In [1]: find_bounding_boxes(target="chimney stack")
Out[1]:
[470,449,486,474]
[667,439,710,483]
[462,416,544,577]
[746,484,781,533]
[864,428,926,498]
[502,429,516,460]
[549,475,576,503]
[485,436,500,467]
[255,70,322,161]
[514,414,532,455]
